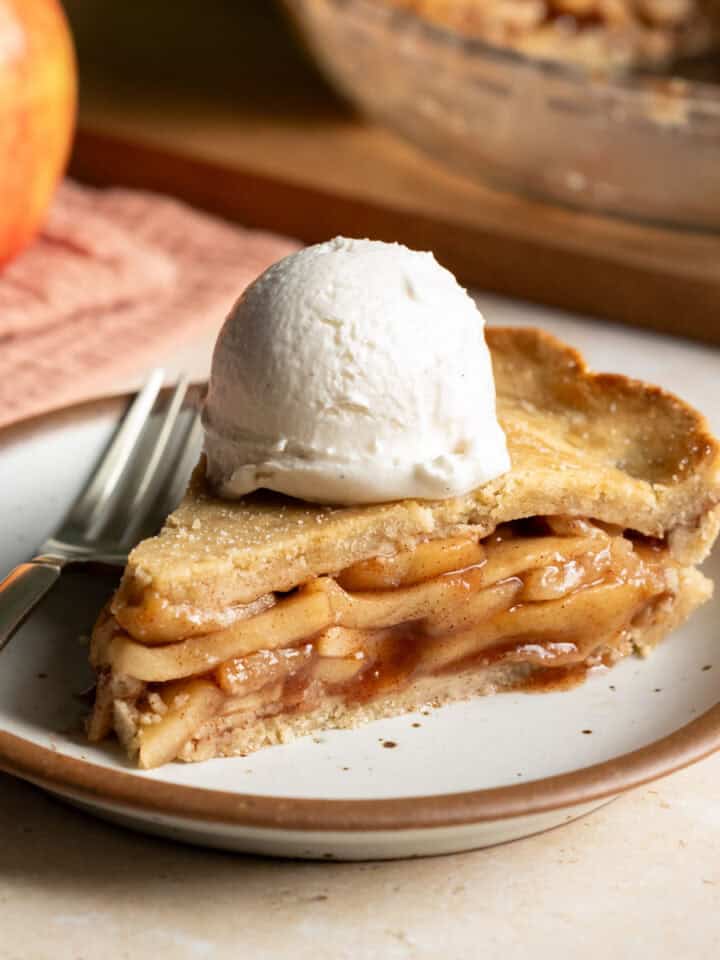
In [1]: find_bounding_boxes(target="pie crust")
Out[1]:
[87,327,720,767]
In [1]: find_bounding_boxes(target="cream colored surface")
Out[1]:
[2,759,719,959]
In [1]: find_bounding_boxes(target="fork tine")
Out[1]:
[65,369,165,539]
[119,374,191,545]
[132,406,204,544]
[161,408,204,514]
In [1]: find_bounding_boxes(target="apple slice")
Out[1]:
[324,566,490,630]
[337,536,484,590]
[423,579,522,636]
[111,587,332,682]
[475,536,602,588]
[315,626,367,658]
[543,517,611,539]
[220,682,285,717]
[137,679,223,769]
[215,643,314,696]
[420,579,648,676]
[314,656,367,685]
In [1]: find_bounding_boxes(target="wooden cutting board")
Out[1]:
[65,0,720,345]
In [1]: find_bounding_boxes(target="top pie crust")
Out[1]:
[113,327,720,638]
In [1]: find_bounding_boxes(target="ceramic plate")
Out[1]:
[1,317,719,860]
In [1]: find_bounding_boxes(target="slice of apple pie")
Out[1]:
[88,328,720,767]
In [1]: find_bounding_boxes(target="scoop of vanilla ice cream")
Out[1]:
[202,237,509,504]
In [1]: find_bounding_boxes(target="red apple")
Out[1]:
[0,0,76,265]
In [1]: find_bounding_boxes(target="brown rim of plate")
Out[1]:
[1,700,719,832]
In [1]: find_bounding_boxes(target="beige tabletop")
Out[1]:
[2,756,719,959]
[2,295,719,959]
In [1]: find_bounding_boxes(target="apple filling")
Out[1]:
[88,515,680,767]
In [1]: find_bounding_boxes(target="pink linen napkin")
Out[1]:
[0,181,300,430]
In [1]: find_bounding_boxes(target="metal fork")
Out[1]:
[0,371,203,652]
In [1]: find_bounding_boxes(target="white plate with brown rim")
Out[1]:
[2,316,720,861]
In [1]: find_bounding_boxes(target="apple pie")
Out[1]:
[87,327,720,768]
[382,0,720,72]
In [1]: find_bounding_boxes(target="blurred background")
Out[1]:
[66,0,720,339]
[2,0,719,347]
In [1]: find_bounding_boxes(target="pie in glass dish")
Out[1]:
[87,327,720,768]
[381,0,720,72]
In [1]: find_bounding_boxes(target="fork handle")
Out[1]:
[0,560,63,652]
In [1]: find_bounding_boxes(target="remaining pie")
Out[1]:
[381,0,720,72]
[87,327,720,768]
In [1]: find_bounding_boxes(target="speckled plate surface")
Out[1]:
[1,316,719,860]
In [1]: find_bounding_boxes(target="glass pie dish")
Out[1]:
[284,0,720,230]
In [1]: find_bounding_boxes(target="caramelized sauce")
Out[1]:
[279,654,319,711]
[625,531,666,552]
[251,622,620,718]
[520,662,590,692]
[348,629,424,705]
